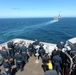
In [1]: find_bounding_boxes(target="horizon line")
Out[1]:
[0,16,76,19]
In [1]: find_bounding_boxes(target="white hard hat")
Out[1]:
[66,46,71,50]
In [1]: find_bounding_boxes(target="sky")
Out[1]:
[0,0,76,18]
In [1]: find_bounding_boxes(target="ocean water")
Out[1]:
[0,18,76,44]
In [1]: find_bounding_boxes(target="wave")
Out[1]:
[3,20,58,37]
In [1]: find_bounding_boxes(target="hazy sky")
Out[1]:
[0,0,76,18]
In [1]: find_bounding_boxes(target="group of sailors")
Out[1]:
[42,41,69,75]
[42,47,63,75]
[0,39,70,75]
[0,39,46,75]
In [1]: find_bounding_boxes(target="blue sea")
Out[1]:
[0,18,76,44]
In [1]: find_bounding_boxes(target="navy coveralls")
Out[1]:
[1,50,8,59]
[3,61,11,75]
[7,42,14,58]
[14,53,23,71]
[32,41,39,56]
[14,45,21,53]
[20,45,28,63]
[53,55,62,75]
[39,43,45,58]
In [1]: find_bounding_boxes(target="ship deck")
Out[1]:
[15,56,44,75]
[1,55,44,75]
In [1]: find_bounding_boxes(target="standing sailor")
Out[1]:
[32,39,39,56]
[42,54,50,72]
[14,43,21,53]
[1,46,8,59]
[39,42,45,58]
[20,42,28,63]
[14,51,23,71]
[7,40,14,58]
[57,41,64,50]
[51,48,57,60]
[52,52,62,75]
[28,43,33,56]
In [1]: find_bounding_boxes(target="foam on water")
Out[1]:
[3,20,58,36]
[0,18,76,44]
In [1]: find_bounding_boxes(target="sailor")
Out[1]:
[42,53,50,64]
[7,40,14,58]
[32,39,39,56]
[28,43,33,56]
[39,42,45,58]
[20,42,28,63]
[14,43,21,53]
[44,70,57,75]
[51,48,57,59]
[1,46,8,59]
[57,42,64,57]
[39,42,44,49]
[42,54,50,72]
[3,59,12,75]
[14,51,23,71]
[52,52,62,75]
[33,39,39,46]
[57,41,64,50]
[47,60,53,70]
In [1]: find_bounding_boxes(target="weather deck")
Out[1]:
[15,56,44,75]
[1,55,44,75]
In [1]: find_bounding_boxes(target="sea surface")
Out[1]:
[0,18,76,44]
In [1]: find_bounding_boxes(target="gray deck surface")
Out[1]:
[16,56,44,75]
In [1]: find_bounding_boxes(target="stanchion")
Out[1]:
[35,46,39,63]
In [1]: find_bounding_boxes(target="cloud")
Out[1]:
[11,8,21,10]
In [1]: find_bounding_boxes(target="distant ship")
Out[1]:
[54,14,61,21]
